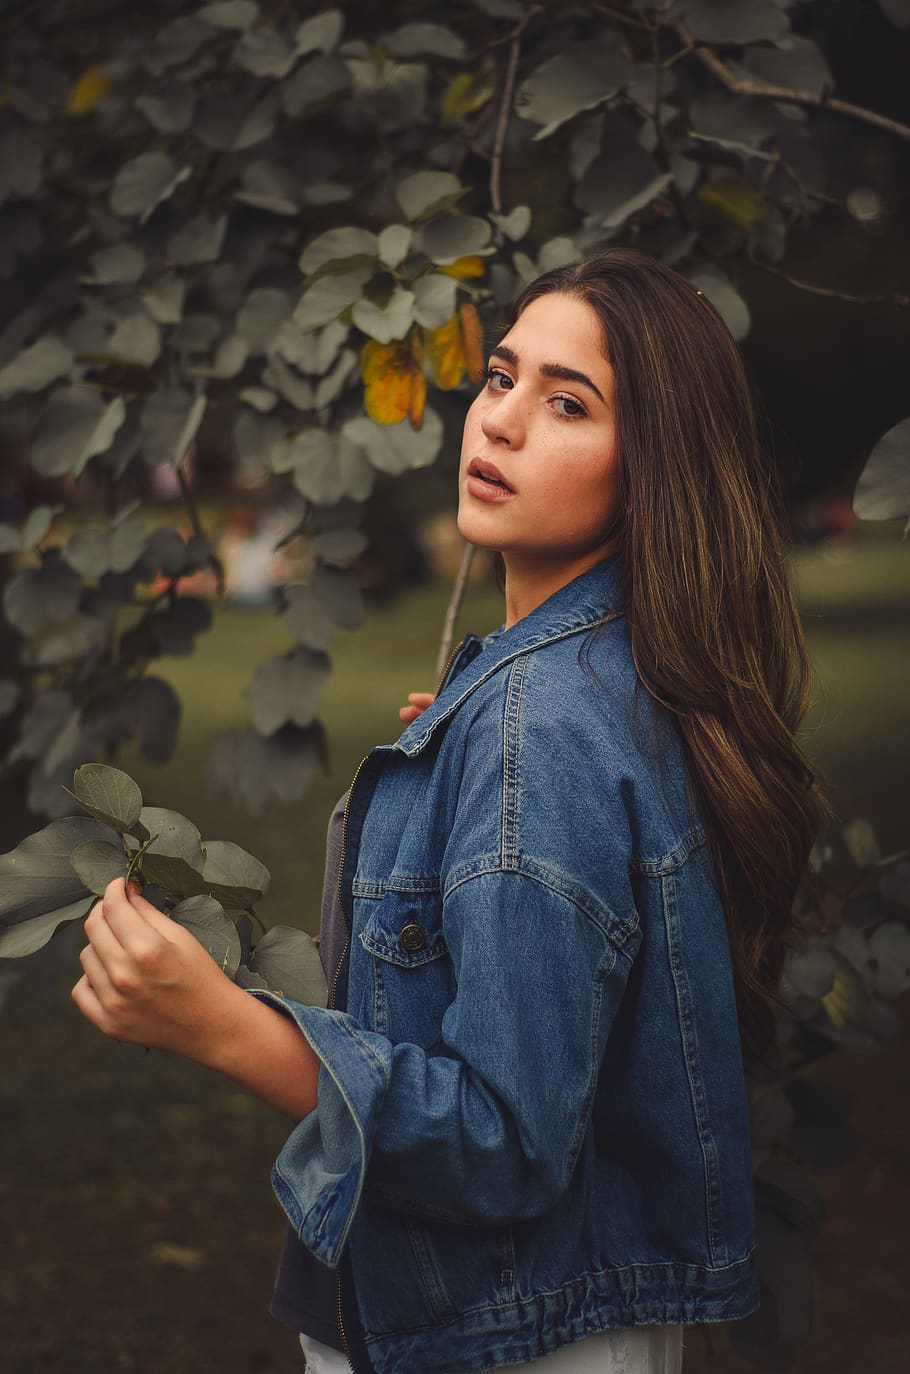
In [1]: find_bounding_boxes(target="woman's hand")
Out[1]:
[72,877,243,1062]
[72,877,321,1121]
[398,691,435,725]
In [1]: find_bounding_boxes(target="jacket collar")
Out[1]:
[394,556,625,758]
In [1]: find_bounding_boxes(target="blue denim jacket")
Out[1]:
[255,557,758,1373]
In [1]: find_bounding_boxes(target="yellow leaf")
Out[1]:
[697,178,767,231]
[459,303,485,384]
[820,953,868,1030]
[442,72,495,125]
[438,256,486,280]
[69,64,113,116]
[425,315,465,392]
[361,336,425,429]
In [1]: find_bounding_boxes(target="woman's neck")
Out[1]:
[502,545,616,629]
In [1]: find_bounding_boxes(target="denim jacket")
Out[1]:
[254,557,758,1373]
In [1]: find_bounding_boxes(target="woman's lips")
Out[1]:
[466,458,514,501]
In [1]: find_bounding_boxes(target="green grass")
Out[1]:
[123,529,908,932]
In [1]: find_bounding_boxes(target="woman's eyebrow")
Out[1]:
[489,343,606,404]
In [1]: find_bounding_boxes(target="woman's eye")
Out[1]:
[552,394,587,420]
[483,367,512,392]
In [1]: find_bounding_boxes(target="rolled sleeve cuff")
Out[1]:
[249,989,392,1266]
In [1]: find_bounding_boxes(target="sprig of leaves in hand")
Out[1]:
[0,764,327,1006]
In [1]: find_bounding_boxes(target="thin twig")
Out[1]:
[489,8,538,215]
[749,258,910,308]
[435,541,477,685]
[677,21,910,144]
[650,24,690,228]
[176,465,226,595]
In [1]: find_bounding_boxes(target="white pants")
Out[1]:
[300,1324,684,1372]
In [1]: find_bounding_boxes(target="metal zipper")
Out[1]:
[336,1267,355,1372]
[435,635,466,695]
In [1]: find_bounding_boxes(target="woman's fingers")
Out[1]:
[398,691,436,724]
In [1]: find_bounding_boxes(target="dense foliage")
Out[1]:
[1,2,908,1366]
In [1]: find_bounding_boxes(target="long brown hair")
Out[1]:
[514,250,822,1055]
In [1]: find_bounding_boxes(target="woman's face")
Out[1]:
[457,293,619,590]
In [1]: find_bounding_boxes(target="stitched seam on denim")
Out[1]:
[662,872,728,1267]
[372,951,387,1036]
[361,1247,758,1342]
[501,656,526,869]
[406,1222,457,1324]
[630,826,706,875]
[353,875,441,897]
[398,611,624,756]
[443,861,640,955]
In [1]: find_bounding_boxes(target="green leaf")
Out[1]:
[741,35,832,97]
[681,0,790,45]
[110,152,192,222]
[135,82,196,134]
[0,816,108,926]
[690,92,781,153]
[281,584,336,650]
[167,213,227,265]
[413,274,457,330]
[377,224,413,269]
[299,227,379,279]
[352,287,415,343]
[0,896,93,959]
[234,27,297,79]
[140,389,207,467]
[21,505,60,552]
[248,649,331,734]
[515,43,634,141]
[3,555,82,636]
[132,807,206,898]
[294,269,372,331]
[574,143,672,229]
[281,54,350,118]
[273,429,375,505]
[491,206,532,242]
[782,939,835,1001]
[312,564,364,629]
[150,596,212,657]
[198,2,258,31]
[395,170,464,223]
[107,313,161,368]
[294,9,344,55]
[30,387,120,478]
[248,925,328,1005]
[70,763,143,833]
[170,894,242,976]
[853,417,910,525]
[343,407,443,475]
[85,244,146,285]
[71,839,130,895]
[0,336,73,399]
[236,288,294,352]
[383,22,465,60]
[207,724,323,814]
[418,215,492,264]
[201,840,271,910]
[236,159,299,216]
[842,817,881,868]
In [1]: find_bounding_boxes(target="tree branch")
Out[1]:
[677,21,910,144]
[176,466,226,595]
[435,541,477,685]
[489,7,539,214]
[749,258,910,308]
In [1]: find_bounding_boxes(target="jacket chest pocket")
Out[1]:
[358,890,455,1047]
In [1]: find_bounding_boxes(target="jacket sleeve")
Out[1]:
[250,864,640,1267]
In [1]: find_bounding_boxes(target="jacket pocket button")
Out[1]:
[399,922,426,953]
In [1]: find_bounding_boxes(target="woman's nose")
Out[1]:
[479,388,525,447]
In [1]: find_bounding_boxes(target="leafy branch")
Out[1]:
[0,764,327,1007]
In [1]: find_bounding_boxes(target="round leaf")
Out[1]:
[70,763,143,833]
[681,0,789,44]
[343,406,443,475]
[140,389,207,467]
[85,243,146,285]
[413,274,457,330]
[0,816,109,926]
[741,36,832,97]
[870,921,910,998]
[687,268,751,341]
[516,43,634,141]
[377,224,412,269]
[202,840,271,910]
[135,82,196,133]
[299,227,379,278]
[110,152,192,221]
[395,170,463,223]
[198,2,258,30]
[294,269,372,331]
[418,215,492,264]
[383,23,465,60]
[170,894,242,976]
[236,288,294,353]
[294,10,345,55]
[248,925,328,1005]
[853,417,910,523]
[0,896,93,959]
[248,649,331,733]
[71,839,129,896]
[352,287,415,343]
[0,336,73,398]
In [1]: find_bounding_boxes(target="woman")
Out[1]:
[73,251,821,1373]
